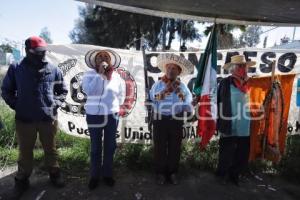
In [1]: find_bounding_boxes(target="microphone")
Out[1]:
[100,61,109,70]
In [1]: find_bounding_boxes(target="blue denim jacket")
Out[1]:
[1,58,68,122]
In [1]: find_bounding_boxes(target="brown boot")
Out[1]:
[156,174,166,185]
[49,168,65,188]
[103,177,115,187]
[169,173,179,185]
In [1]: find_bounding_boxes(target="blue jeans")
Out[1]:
[86,114,119,178]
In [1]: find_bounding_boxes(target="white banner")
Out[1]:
[47,45,300,143]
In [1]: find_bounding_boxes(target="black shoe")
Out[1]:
[169,173,179,185]
[215,173,228,185]
[229,175,240,186]
[103,177,115,187]
[7,177,30,200]
[215,175,227,185]
[88,178,99,190]
[49,169,65,188]
[156,174,166,185]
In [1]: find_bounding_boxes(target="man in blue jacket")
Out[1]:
[1,36,68,198]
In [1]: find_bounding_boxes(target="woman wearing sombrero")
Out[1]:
[149,53,193,185]
[216,55,256,186]
[82,49,124,190]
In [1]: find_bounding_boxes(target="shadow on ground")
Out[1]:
[0,166,299,200]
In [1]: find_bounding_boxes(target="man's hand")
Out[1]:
[192,96,200,106]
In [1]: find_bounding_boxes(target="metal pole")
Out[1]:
[141,37,149,92]
[292,27,296,41]
[162,18,167,51]
[179,20,183,48]
[141,37,153,132]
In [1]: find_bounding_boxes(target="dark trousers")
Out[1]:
[86,114,118,179]
[216,136,250,179]
[153,117,183,175]
[15,120,59,180]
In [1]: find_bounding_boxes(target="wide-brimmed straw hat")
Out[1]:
[223,55,256,70]
[157,53,194,76]
[85,49,121,69]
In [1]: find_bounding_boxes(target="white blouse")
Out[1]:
[82,69,124,115]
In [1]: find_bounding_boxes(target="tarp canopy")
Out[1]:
[77,0,300,26]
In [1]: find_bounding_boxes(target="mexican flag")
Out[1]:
[193,24,218,149]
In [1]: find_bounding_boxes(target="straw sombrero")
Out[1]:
[223,55,256,70]
[157,53,194,76]
[85,49,121,69]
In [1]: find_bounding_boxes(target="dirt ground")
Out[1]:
[0,166,299,200]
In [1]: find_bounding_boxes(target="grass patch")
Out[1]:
[181,140,219,172]
[0,147,18,167]
[114,143,153,171]
[58,136,90,170]
[0,101,16,148]
[276,134,300,183]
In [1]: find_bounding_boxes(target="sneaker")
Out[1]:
[49,169,65,188]
[169,173,179,185]
[88,178,99,190]
[103,177,115,187]
[156,174,166,185]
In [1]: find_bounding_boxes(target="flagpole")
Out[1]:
[141,37,153,132]
[192,22,218,149]
[195,23,217,96]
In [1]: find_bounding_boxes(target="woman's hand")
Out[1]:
[95,61,108,74]
[119,105,127,117]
